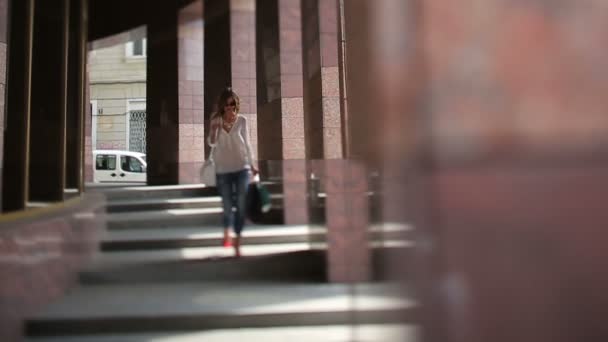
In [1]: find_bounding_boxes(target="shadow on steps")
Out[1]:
[80,250,327,284]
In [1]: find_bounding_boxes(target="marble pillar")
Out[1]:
[29,0,70,202]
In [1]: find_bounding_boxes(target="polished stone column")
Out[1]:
[301,0,342,159]
[65,0,88,192]
[29,0,70,202]
[177,0,205,183]
[83,64,93,183]
[203,0,230,159]
[230,0,258,157]
[146,2,179,185]
[255,0,281,160]
[342,0,372,161]
[281,159,309,225]
[2,0,33,211]
[203,0,257,164]
[257,0,309,226]
[256,0,306,160]
[277,0,305,159]
[0,0,10,210]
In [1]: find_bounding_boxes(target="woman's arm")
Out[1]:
[240,116,258,174]
[207,116,221,147]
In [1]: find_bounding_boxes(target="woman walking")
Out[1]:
[208,87,258,257]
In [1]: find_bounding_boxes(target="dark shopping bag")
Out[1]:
[246,181,272,222]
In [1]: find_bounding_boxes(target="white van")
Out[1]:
[93,150,147,183]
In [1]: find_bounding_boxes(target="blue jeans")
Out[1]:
[216,169,250,235]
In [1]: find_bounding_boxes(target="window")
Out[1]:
[126,38,147,58]
[91,100,98,149]
[126,99,146,152]
[121,156,144,173]
[96,155,116,170]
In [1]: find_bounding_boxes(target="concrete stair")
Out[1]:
[27,324,417,342]
[105,193,284,213]
[89,182,282,202]
[79,249,327,284]
[94,182,294,226]
[100,224,407,251]
[26,283,416,338]
[25,184,417,341]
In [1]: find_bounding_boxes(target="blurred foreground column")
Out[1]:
[282,159,308,225]
[340,0,423,284]
[327,0,374,284]
[325,159,370,282]
[422,2,608,342]
[343,1,608,341]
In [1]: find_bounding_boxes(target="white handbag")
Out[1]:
[200,147,216,186]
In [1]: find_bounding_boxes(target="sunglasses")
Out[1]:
[225,101,236,107]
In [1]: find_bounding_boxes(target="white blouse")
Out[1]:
[207,114,255,174]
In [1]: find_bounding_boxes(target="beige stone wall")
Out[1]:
[89,43,146,82]
[88,43,146,150]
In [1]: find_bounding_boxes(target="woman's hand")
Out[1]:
[250,165,259,176]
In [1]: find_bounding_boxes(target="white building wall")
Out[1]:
[89,41,146,151]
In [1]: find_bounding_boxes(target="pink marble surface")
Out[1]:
[323,160,371,283]
[282,160,309,225]
[178,1,205,183]
[0,195,105,341]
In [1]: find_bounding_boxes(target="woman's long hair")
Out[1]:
[211,87,241,120]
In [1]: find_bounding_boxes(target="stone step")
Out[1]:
[101,225,328,251]
[80,249,327,284]
[93,184,216,201]
[79,245,413,285]
[26,324,417,342]
[106,194,285,213]
[107,196,223,213]
[26,282,416,337]
[100,224,409,251]
[91,182,283,202]
[105,207,284,229]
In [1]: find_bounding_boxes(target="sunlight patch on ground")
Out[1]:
[166,208,223,215]
[146,325,418,342]
[179,243,315,259]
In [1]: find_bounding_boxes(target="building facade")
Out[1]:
[89,37,147,152]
